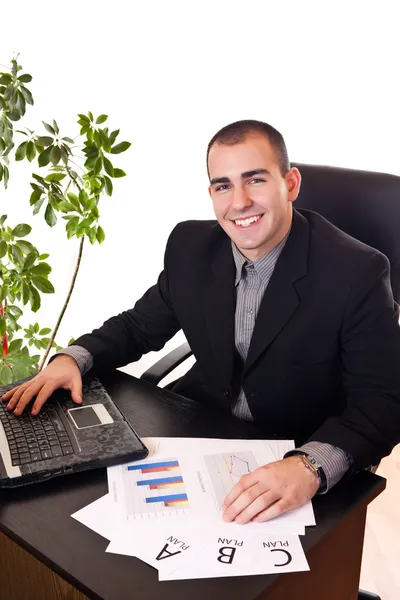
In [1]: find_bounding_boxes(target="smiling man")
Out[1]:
[3,120,400,524]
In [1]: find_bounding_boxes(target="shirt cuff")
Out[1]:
[294,441,352,493]
[49,345,94,376]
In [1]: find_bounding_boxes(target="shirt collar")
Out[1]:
[232,230,290,286]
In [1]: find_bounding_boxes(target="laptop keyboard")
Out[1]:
[0,401,75,466]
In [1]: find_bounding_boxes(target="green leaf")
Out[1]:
[88,111,94,121]
[79,189,89,209]
[0,240,7,258]
[11,245,24,265]
[33,322,39,334]
[42,122,56,135]
[32,276,55,294]
[18,74,32,83]
[0,315,6,336]
[94,156,103,175]
[32,173,46,185]
[77,113,90,122]
[62,137,74,143]
[38,253,50,260]
[39,328,51,335]
[3,165,9,189]
[96,225,105,244]
[88,227,97,244]
[22,280,30,304]
[29,286,41,312]
[30,263,51,276]
[0,284,8,301]
[58,200,76,212]
[110,141,131,154]
[50,145,61,166]
[12,223,32,238]
[0,214,7,226]
[45,172,66,182]
[15,240,34,254]
[33,197,45,215]
[7,305,23,318]
[1,365,13,384]
[30,189,42,206]
[66,216,79,234]
[20,86,33,106]
[0,74,12,85]
[37,136,54,147]
[8,338,23,354]
[103,157,114,176]
[96,114,108,124]
[38,146,52,167]
[113,168,126,178]
[24,251,38,270]
[109,129,119,145]
[66,193,80,212]
[45,204,57,227]
[52,120,59,135]
[15,141,28,161]
[26,140,36,162]
[104,175,113,196]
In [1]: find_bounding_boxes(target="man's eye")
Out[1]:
[248,178,264,184]
[216,184,229,192]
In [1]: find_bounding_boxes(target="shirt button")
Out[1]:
[247,309,253,315]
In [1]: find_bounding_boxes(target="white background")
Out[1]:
[1,0,400,379]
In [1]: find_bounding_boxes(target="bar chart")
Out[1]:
[123,459,190,517]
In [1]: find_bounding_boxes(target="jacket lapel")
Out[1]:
[203,231,236,387]
[244,209,310,374]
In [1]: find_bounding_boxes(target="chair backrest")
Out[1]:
[293,163,400,304]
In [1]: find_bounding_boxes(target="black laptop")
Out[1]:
[0,376,148,488]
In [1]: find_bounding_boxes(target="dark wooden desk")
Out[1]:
[0,371,385,600]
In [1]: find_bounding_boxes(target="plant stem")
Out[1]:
[38,236,85,370]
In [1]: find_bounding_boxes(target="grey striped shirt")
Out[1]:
[55,235,351,492]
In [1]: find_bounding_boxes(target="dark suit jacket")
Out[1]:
[74,209,400,471]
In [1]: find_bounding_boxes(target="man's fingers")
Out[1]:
[1,386,21,402]
[31,383,58,416]
[252,498,290,523]
[2,381,31,404]
[13,380,46,415]
[233,490,281,525]
[69,377,83,405]
[222,472,258,511]
[5,381,36,412]
[222,482,265,522]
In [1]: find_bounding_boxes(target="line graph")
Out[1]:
[203,451,258,509]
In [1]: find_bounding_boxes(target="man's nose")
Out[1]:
[232,185,252,212]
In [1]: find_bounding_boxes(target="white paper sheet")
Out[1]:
[107,438,315,531]
[71,493,114,541]
[159,531,309,580]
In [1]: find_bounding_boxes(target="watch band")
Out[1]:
[285,450,327,491]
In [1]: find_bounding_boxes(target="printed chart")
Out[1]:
[203,451,258,509]
[123,459,190,518]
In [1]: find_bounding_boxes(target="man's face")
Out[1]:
[208,134,301,261]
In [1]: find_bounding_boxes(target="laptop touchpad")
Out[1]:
[68,404,113,429]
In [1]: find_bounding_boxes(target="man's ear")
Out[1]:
[286,167,302,202]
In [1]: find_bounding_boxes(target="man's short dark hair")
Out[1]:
[207,119,290,178]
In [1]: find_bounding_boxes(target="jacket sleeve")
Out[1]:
[71,227,181,371]
[308,251,400,471]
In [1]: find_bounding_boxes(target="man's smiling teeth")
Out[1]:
[234,215,262,227]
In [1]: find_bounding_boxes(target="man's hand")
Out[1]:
[1,355,83,416]
[222,456,320,524]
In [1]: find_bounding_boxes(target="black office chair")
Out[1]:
[142,163,400,600]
